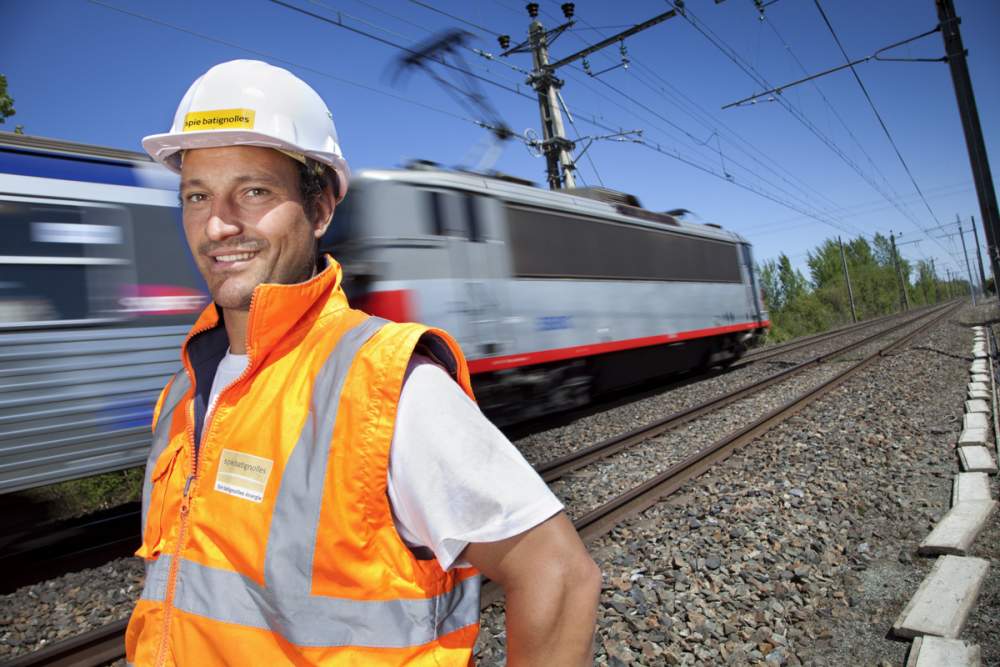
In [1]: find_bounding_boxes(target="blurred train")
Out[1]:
[0,132,768,494]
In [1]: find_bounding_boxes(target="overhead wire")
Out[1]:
[761,15,918,220]
[93,0,955,259]
[812,0,946,231]
[522,4,871,236]
[86,0,480,127]
[543,4,869,230]
[811,0,956,268]
[538,2,952,269]
[406,0,501,37]
[472,0,874,236]
[675,2,963,267]
[267,0,535,101]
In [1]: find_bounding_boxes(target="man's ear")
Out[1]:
[312,186,336,239]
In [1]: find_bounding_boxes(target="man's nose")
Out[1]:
[206,199,242,241]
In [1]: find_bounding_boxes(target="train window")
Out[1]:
[424,190,469,238]
[428,191,446,237]
[465,196,483,242]
[0,197,136,327]
[505,204,742,282]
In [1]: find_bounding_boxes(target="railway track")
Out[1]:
[0,503,141,595]
[482,301,958,605]
[736,305,932,368]
[535,303,948,483]
[3,302,957,667]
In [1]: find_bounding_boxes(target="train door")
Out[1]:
[426,190,509,358]
[459,194,510,357]
[739,243,764,323]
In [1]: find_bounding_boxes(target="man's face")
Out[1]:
[179,146,333,310]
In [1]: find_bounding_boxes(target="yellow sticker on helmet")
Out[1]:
[182,108,255,132]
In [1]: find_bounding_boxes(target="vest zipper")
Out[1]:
[152,292,259,667]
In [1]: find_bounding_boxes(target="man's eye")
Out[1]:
[183,193,207,204]
[247,188,269,198]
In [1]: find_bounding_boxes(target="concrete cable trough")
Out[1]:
[896,323,996,664]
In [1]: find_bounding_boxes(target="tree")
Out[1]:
[759,233,930,343]
[777,254,807,305]
[0,74,15,126]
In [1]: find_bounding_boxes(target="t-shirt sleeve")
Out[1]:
[387,356,564,572]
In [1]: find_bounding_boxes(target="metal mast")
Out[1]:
[936,0,1000,286]
[500,2,686,189]
[957,214,977,305]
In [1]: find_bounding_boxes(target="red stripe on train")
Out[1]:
[353,289,414,323]
[467,320,769,374]
[356,289,769,375]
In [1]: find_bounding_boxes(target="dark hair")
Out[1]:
[297,158,338,223]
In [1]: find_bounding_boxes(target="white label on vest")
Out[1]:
[214,449,273,503]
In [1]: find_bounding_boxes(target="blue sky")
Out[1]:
[3,0,999,282]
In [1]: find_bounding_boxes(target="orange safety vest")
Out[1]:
[126,257,481,666]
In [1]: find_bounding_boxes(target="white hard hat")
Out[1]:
[142,59,350,202]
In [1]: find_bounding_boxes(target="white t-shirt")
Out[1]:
[205,351,563,571]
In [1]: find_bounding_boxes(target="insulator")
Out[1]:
[526,3,539,18]
[561,3,575,18]
[498,34,511,50]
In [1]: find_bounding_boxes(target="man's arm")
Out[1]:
[463,511,601,667]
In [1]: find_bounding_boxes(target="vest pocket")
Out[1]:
[138,439,184,558]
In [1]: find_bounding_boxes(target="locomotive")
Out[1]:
[0,132,767,493]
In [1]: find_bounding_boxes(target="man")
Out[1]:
[127,59,600,666]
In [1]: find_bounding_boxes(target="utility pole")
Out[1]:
[838,236,858,322]
[890,231,910,311]
[526,5,576,190]
[937,0,1000,285]
[970,215,990,295]
[500,3,686,190]
[958,214,978,305]
[931,258,940,302]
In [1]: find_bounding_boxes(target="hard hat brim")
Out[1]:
[142,129,350,202]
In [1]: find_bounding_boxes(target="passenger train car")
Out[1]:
[0,133,767,494]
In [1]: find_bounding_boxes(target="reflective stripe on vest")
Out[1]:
[142,315,480,650]
[264,316,386,594]
[140,555,480,649]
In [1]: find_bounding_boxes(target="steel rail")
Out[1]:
[483,301,958,606]
[1,619,127,667]
[738,303,934,367]
[536,303,952,483]
[571,301,958,540]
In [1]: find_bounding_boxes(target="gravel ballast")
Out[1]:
[477,303,1000,665]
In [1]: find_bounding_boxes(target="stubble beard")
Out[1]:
[202,238,318,311]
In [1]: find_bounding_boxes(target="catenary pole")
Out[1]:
[890,231,910,311]
[503,3,688,189]
[838,236,858,322]
[931,258,940,302]
[958,214,978,305]
[527,10,576,190]
[970,215,990,295]
[936,0,1000,285]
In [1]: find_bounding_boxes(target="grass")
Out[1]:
[18,467,145,522]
